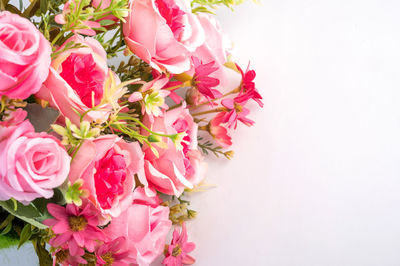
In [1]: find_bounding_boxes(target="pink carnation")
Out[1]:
[36,35,120,125]
[69,135,145,218]
[142,106,207,196]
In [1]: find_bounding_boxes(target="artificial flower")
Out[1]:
[68,135,145,218]
[209,112,232,147]
[44,202,105,256]
[36,35,122,125]
[123,0,205,73]
[103,187,172,266]
[162,223,196,266]
[95,237,131,266]
[221,96,255,129]
[0,11,51,99]
[0,116,70,202]
[192,57,222,101]
[142,106,207,196]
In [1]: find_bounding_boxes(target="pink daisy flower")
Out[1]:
[221,96,255,129]
[95,237,130,266]
[236,63,263,107]
[192,57,222,102]
[44,202,105,256]
[162,223,196,266]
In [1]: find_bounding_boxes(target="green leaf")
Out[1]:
[0,201,46,229]
[0,214,14,230]
[0,222,12,235]
[18,224,32,249]
[33,239,53,266]
[99,19,116,26]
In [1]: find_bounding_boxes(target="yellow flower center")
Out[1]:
[68,215,88,232]
[234,102,243,113]
[172,245,182,257]
[101,252,114,266]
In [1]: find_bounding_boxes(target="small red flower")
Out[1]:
[236,63,263,107]
[221,96,255,129]
[192,57,222,101]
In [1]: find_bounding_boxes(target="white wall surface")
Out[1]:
[2,1,400,265]
[188,1,400,265]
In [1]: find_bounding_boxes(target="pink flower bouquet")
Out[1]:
[0,0,262,265]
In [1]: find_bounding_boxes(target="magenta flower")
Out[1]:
[162,223,196,266]
[95,237,130,266]
[221,96,255,129]
[235,63,263,107]
[44,202,105,256]
[192,57,222,101]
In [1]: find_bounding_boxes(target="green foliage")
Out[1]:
[0,189,65,230]
[198,137,234,159]
[18,224,32,249]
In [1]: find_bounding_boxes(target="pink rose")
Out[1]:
[190,13,232,87]
[0,11,51,99]
[123,0,205,74]
[0,116,70,203]
[36,35,120,125]
[103,187,171,266]
[143,106,207,196]
[69,135,145,218]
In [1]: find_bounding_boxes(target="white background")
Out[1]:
[3,0,400,265]
[188,1,400,266]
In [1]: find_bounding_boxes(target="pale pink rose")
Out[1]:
[103,187,172,266]
[123,0,205,74]
[0,11,51,99]
[142,106,207,196]
[190,13,232,87]
[69,135,145,218]
[0,118,70,203]
[36,35,120,125]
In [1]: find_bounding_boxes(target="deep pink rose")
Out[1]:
[0,11,51,99]
[69,135,145,218]
[36,35,121,125]
[190,13,232,87]
[123,0,205,74]
[103,187,171,266]
[0,116,70,202]
[142,106,207,196]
